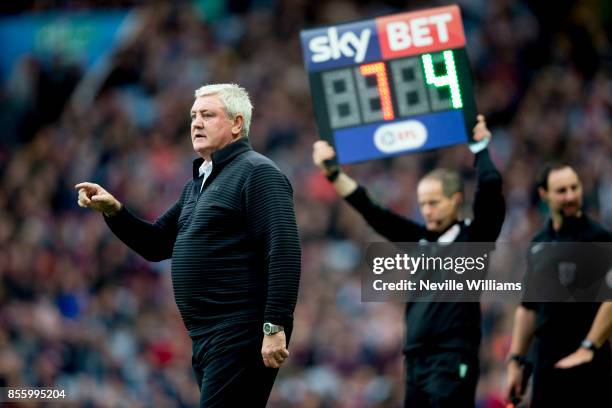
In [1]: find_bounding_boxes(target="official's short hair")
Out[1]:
[194,83,253,138]
[537,162,573,191]
[420,168,464,197]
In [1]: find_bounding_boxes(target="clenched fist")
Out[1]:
[261,331,289,369]
[312,140,337,173]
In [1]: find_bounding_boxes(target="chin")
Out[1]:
[561,207,580,218]
[192,143,209,154]
[426,224,439,232]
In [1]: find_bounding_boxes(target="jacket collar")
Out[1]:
[547,214,588,237]
[192,137,251,179]
[436,221,463,243]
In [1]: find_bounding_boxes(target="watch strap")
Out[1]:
[580,339,597,352]
[506,353,526,366]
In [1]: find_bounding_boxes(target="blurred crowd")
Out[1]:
[0,0,610,407]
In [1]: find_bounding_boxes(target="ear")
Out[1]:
[452,192,463,207]
[538,187,547,202]
[232,115,244,138]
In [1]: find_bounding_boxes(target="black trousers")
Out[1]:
[191,323,290,407]
[531,344,611,408]
[404,350,479,408]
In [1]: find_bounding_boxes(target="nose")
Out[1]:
[563,190,577,202]
[193,115,204,129]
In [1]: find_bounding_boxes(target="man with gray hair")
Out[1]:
[76,83,301,406]
[313,115,505,407]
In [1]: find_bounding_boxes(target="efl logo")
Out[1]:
[376,5,465,59]
[373,120,428,153]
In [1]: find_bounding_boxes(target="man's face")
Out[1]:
[540,167,583,219]
[417,178,461,233]
[190,94,240,159]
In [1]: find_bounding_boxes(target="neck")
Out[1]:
[436,218,459,234]
[551,211,582,232]
[199,136,242,162]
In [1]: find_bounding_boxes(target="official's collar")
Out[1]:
[437,222,463,243]
[548,214,587,236]
[192,137,251,179]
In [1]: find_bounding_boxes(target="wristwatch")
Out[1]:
[324,165,340,182]
[506,353,526,366]
[580,339,597,352]
[263,322,284,336]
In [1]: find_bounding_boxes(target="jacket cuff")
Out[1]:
[263,314,293,330]
[469,138,490,154]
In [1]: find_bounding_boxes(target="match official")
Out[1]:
[76,84,301,407]
[313,115,505,407]
[506,163,612,407]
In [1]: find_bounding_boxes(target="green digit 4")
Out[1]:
[422,50,463,109]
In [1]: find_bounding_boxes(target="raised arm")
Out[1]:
[312,140,427,242]
[468,115,505,241]
[76,181,183,262]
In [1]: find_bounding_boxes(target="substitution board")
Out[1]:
[301,5,478,164]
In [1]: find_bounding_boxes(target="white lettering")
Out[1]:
[354,29,371,63]
[328,27,341,59]
[410,17,432,47]
[409,256,421,274]
[310,36,331,63]
[384,13,453,51]
[387,22,411,51]
[309,28,372,63]
[428,13,452,43]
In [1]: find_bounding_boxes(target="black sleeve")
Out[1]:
[521,240,543,311]
[521,254,539,311]
[244,164,301,329]
[468,149,505,241]
[344,185,428,242]
[104,187,186,262]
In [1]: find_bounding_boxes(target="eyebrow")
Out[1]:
[555,183,579,191]
[190,108,211,114]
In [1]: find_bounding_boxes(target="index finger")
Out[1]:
[74,182,99,191]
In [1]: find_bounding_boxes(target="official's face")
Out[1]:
[542,167,583,219]
[190,94,241,159]
[417,178,461,233]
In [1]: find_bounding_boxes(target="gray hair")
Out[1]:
[421,168,464,197]
[194,83,253,138]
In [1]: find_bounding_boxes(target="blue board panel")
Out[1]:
[334,109,467,164]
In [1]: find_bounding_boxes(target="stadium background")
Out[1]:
[0,0,610,406]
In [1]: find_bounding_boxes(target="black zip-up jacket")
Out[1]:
[345,149,505,354]
[522,215,611,366]
[105,138,301,338]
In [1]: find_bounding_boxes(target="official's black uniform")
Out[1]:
[344,150,505,407]
[522,215,611,408]
[105,138,301,407]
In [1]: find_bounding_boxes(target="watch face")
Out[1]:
[263,323,271,334]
